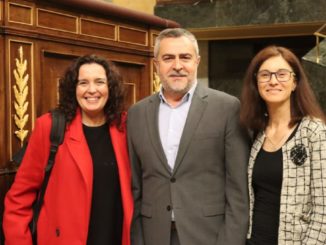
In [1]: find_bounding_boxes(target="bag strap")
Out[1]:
[30,110,66,238]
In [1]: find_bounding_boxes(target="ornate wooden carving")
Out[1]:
[13,46,29,146]
[9,40,34,158]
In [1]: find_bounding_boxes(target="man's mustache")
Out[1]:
[168,72,188,77]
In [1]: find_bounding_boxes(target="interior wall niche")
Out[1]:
[209,35,316,98]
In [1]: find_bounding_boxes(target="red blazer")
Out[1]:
[3,110,133,245]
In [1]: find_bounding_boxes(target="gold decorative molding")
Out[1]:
[153,72,161,94]
[13,46,29,146]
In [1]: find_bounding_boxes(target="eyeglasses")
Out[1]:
[256,69,295,83]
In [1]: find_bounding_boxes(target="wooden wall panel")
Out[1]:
[39,52,76,115]
[0,0,2,21]
[119,26,148,46]
[4,1,168,53]
[80,18,116,40]
[8,2,33,25]
[37,8,78,33]
[0,36,5,169]
[115,62,145,107]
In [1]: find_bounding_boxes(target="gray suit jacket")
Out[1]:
[127,84,249,245]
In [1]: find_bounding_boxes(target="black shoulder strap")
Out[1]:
[50,110,66,147]
[30,110,66,241]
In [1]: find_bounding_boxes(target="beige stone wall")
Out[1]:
[110,0,156,14]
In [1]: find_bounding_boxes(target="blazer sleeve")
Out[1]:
[3,114,51,245]
[216,98,250,245]
[303,126,326,244]
[127,108,145,245]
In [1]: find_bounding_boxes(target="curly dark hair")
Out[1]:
[240,45,325,136]
[57,54,125,128]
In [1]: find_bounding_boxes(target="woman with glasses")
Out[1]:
[240,45,326,245]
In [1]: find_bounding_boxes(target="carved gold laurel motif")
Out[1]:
[13,46,29,146]
[153,72,161,94]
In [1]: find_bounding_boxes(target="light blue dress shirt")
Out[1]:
[158,82,197,172]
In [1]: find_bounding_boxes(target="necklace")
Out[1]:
[264,133,288,151]
[264,127,295,151]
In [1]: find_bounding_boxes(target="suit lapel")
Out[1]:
[173,85,208,174]
[146,94,171,172]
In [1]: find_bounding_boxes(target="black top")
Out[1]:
[247,148,283,245]
[83,123,123,245]
[247,125,299,245]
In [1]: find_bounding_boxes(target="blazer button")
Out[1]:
[167,205,172,211]
[170,177,176,183]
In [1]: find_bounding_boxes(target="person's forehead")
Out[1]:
[260,55,291,70]
[78,63,106,77]
[158,37,196,55]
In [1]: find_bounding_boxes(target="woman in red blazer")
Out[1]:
[3,55,133,245]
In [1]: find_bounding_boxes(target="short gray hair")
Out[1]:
[153,28,199,58]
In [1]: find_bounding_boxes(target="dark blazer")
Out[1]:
[128,84,250,245]
[3,110,133,245]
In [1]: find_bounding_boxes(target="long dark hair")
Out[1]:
[58,54,125,128]
[240,45,325,136]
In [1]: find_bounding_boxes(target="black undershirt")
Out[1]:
[247,125,299,245]
[83,123,123,245]
[247,147,283,245]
